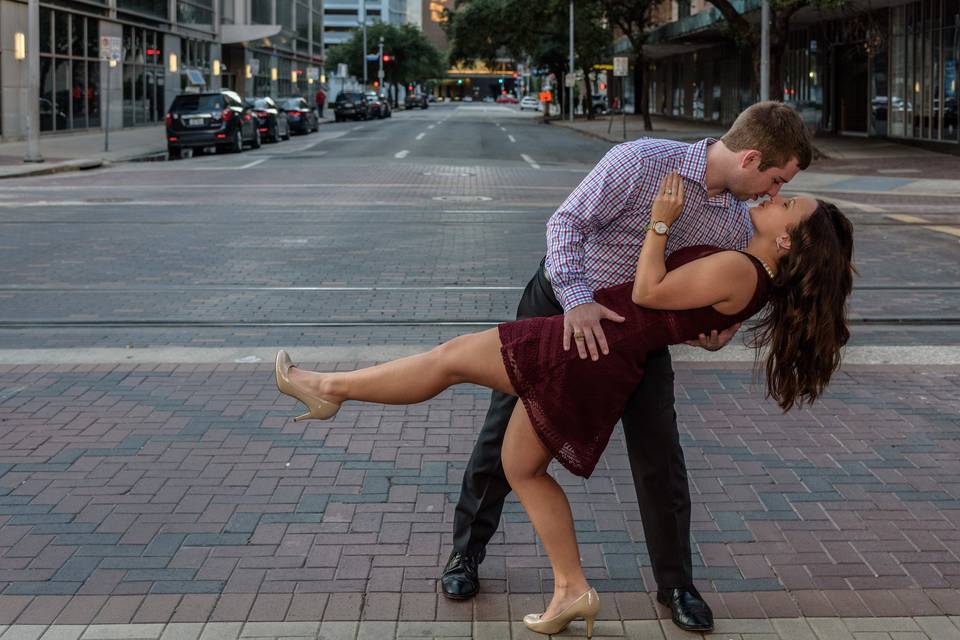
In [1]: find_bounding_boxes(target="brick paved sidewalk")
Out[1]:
[0,361,958,638]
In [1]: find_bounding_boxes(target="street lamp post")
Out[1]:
[569,0,575,122]
[760,0,770,101]
[24,0,44,163]
[360,3,368,88]
[378,36,384,86]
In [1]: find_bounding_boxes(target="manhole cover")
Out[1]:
[84,197,133,203]
[431,195,492,202]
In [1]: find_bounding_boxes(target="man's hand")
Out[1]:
[685,322,741,352]
[563,303,627,361]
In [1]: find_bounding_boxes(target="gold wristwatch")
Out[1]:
[644,220,670,236]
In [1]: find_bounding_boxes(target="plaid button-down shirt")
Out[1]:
[545,137,754,312]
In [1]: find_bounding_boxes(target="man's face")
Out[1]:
[729,151,802,202]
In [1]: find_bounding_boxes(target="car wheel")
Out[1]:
[251,127,262,149]
[167,145,181,159]
[232,128,244,153]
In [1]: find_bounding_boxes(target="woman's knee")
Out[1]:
[503,451,547,487]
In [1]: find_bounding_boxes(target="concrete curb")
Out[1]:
[0,158,103,179]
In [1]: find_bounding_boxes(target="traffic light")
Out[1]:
[373,80,379,88]
[408,84,414,91]
[599,82,606,91]
[457,79,463,85]
[498,78,504,84]
[383,54,392,62]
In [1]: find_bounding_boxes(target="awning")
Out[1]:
[220,25,283,44]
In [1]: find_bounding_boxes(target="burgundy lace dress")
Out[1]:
[498,245,771,478]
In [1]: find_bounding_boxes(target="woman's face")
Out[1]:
[750,195,818,240]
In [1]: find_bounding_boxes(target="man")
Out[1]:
[440,101,813,632]
[315,87,326,119]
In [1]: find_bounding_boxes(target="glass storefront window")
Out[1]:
[123,25,166,127]
[39,10,99,132]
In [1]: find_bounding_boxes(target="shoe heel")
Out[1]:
[585,615,595,639]
[293,412,312,422]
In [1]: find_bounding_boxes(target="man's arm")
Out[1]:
[546,144,643,360]
[546,143,644,311]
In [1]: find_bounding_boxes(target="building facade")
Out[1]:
[638,0,960,152]
[323,0,406,55]
[0,0,323,141]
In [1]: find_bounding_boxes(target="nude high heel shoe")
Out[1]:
[523,588,600,638]
[275,350,341,421]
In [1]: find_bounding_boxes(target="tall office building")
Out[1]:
[323,0,407,55]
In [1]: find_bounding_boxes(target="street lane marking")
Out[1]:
[395,150,409,158]
[238,159,267,170]
[2,346,959,365]
[416,133,426,140]
[508,135,516,143]
[885,213,960,239]
[521,154,540,169]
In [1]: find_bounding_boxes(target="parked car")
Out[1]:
[365,91,392,119]
[165,90,260,158]
[496,94,519,104]
[334,91,369,121]
[591,96,608,114]
[519,96,539,111]
[404,93,428,109]
[248,97,290,143]
[278,97,319,133]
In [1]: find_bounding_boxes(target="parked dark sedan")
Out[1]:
[365,91,392,119]
[334,91,369,121]
[248,97,291,143]
[278,97,319,134]
[166,90,260,158]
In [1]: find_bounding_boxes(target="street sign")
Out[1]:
[613,56,629,77]
[99,36,121,62]
[366,54,379,61]
[593,63,614,70]
[250,58,260,75]
[337,63,349,77]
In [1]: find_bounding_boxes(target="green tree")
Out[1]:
[327,22,446,106]
[445,0,612,118]
[598,0,657,129]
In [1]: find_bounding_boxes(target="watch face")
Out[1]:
[654,221,668,234]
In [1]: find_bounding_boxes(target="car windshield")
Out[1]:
[365,93,379,100]
[171,95,223,112]
[253,98,274,108]
[280,99,303,109]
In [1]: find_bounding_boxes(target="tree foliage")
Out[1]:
[326,22,446,104]
[445,0,613,117]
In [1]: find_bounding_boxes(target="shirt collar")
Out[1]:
[678,138,736,209]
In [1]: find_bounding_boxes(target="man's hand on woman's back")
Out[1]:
[563,303,626,361]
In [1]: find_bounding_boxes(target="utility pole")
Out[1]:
[360,2,368,88]
[377,36,384,88]
[760,0,770,101]
[24,0,44,163]
[569,0,575,121]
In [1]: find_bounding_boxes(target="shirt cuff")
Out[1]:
[557,284,595,313]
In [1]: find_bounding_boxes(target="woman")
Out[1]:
[275,173,855,638]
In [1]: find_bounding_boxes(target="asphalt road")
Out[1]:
[0,102,957,350]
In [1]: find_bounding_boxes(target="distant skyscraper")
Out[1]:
[324,0,408,53]
[420,0,449,49]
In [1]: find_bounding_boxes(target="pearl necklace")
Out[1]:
[757,258,776,280]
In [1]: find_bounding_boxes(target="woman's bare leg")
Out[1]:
[502,403,591,618]
[287,328,514,405]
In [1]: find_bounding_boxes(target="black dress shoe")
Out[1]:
[440,550,483,600]
[657,585,714,632]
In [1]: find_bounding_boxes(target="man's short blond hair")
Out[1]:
[721,101,813,171]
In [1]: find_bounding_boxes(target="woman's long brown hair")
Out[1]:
[749,200,855,411]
